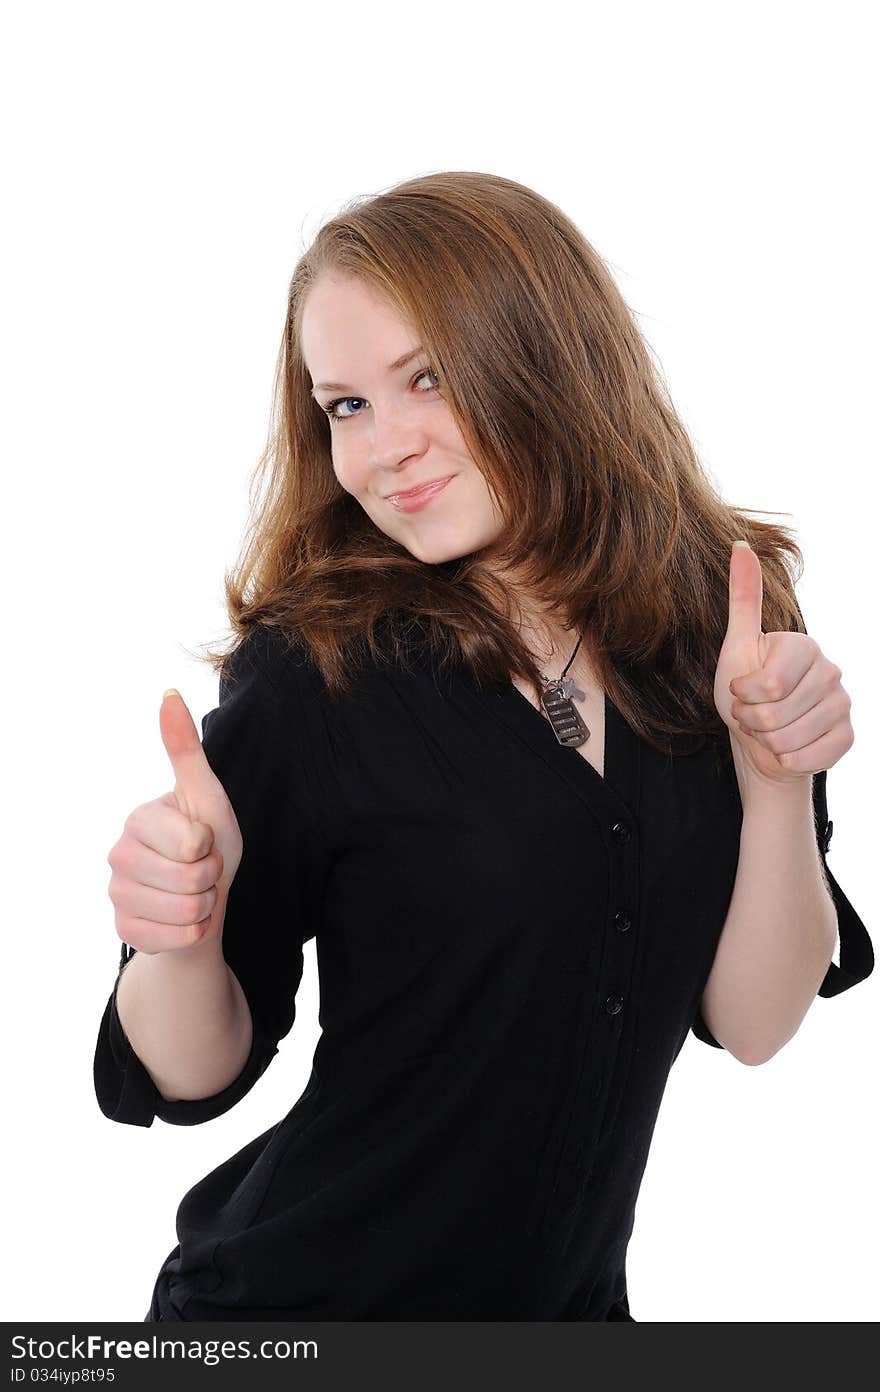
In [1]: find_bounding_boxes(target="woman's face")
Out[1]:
[300,274,505,565]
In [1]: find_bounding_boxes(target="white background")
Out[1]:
[3,0,876,1324]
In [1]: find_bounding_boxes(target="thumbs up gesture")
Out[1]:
[106,689,243,955]
[713,541,853,787]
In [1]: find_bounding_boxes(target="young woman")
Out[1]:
[95,170,873,1322]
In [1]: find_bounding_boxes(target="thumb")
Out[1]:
[726,539,764,645]
[159,688,225,823]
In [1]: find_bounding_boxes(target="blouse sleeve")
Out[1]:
[93,625,328,1125]
[691,758,875,1050]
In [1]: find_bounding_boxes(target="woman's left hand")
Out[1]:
[713,541,853,787]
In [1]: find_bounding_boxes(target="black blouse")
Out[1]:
[93,621,873,1321]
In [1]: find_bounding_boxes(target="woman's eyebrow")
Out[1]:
[310,345,424,396]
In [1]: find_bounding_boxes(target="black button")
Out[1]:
[611,821,630,844]
[821,820,834,854]
[614,911,631,933]
[605,994,624,1015]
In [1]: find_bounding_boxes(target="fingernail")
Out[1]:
[733,540,750,550]
[163,688,179,701]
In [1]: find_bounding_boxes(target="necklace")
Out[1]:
[536,633,591,748]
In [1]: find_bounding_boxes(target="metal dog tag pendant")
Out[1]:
[540,679,591,748]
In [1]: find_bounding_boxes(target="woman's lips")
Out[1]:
[386,475,455,512]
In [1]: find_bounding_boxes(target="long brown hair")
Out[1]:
[196,169,805,759]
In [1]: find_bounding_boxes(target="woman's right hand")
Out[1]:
[107,689,244,955]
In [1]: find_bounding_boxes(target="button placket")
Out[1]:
[585,813,645,1163]
[604,817,635,1020]
[566,814,639,1179]
[522,697,643,1232]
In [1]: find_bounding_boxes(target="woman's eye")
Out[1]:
[324,368,439,424]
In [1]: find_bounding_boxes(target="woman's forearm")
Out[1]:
[114,932,254,1102]
[700,772,838,1064]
